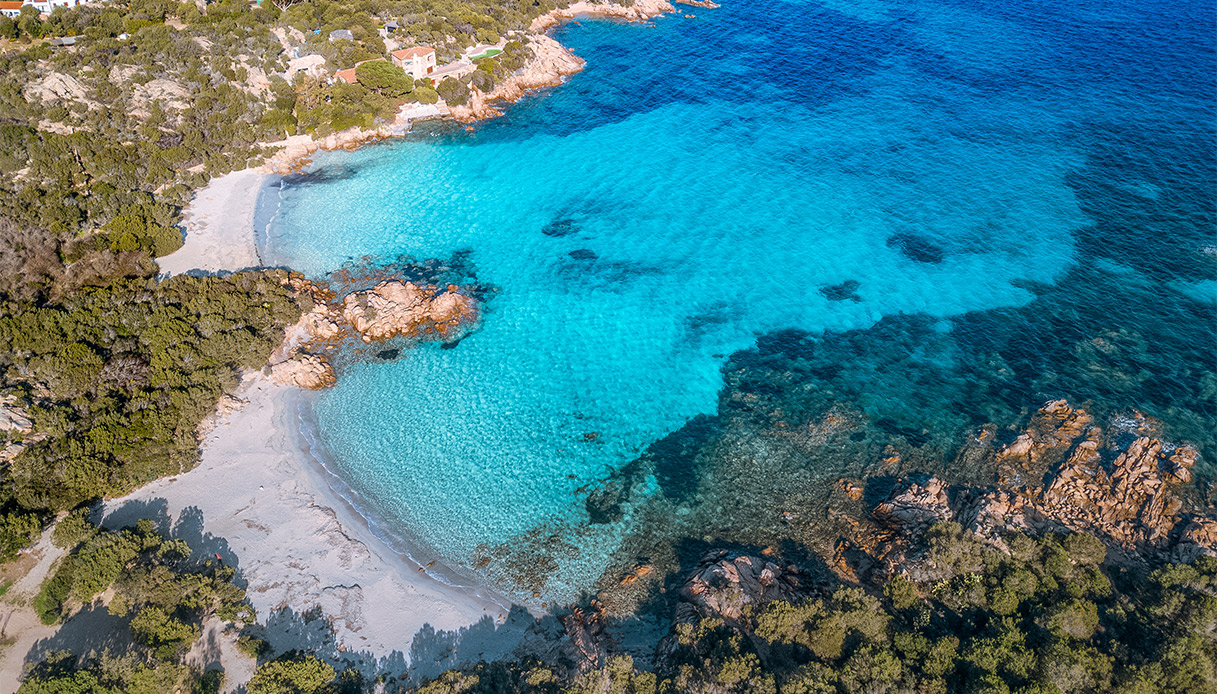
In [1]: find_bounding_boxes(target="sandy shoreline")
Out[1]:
[158,168,270,276]
[103,374,527,683]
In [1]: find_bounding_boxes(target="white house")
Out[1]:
[390,46,436,80]
[2,0,92,17]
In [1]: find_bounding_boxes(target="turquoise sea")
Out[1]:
[263,0,1216,605]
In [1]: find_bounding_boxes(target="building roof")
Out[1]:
[328,29,354,40]
[391,46,435,59]
[0,2,24,9]
[334,58,388,84]
[384,20,399,29]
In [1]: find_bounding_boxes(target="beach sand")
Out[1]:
[157,169,269,276]
[103,375,529,686]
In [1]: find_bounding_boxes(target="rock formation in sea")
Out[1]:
[341,280,480,343]
[267,275,481,390]
[858,400,1216,581]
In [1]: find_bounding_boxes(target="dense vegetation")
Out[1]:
[416,526,1217,694]
[0,272,301,550]
[0,0,556,306]
[15,517,1216,692]
[20,519,250,693]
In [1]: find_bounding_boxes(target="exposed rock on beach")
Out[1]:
[268,277,481,390]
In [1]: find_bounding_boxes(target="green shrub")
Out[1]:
[412,86,440,104]
[354,60,413,96]
[0,511,42,560]
[51,507,97,550]
[436,77,470,105]
[246,657,336,694]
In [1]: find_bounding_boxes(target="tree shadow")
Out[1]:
[24,601,133,667]
[230,603,560,689]
[101,498,244,589]
[406,604,552,684]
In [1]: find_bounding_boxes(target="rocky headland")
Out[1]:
[450,0,675,122]
[448,34,587,122]
[262,0,679,168]
[857,400,1216,582]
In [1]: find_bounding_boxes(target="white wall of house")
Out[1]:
[24,0,91,14]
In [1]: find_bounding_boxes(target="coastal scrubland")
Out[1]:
[0,0,553,303]
[13,513,1216,693]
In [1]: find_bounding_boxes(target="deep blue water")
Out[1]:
[264,0,1217,605]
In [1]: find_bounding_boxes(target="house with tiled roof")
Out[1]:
[2,0,91,16]
[390,46,436,80]
[334,58,393,85]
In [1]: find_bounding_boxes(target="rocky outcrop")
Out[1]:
[994,399,1092,486]
[530,0,675,32]
[269,353,337,390]
[872,476,953,538]
[0,396,42,464]
[341,281,479,343]
[266,277,480,390]
[677,552,802,627]
[561,600,610,673]
[448,35,586,122]
[132,78,191,112]
[870,400,1214,569]
[24,72,97,109]
[655,551,804,667]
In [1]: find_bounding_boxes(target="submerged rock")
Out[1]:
[819,279,862,302]
[886,233,945,264]
[542,218,580,237]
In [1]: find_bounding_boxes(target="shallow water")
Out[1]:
[264,0,1216,604]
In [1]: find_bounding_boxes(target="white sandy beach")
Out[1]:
[103,374,523,684]
[157,168,268,276]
